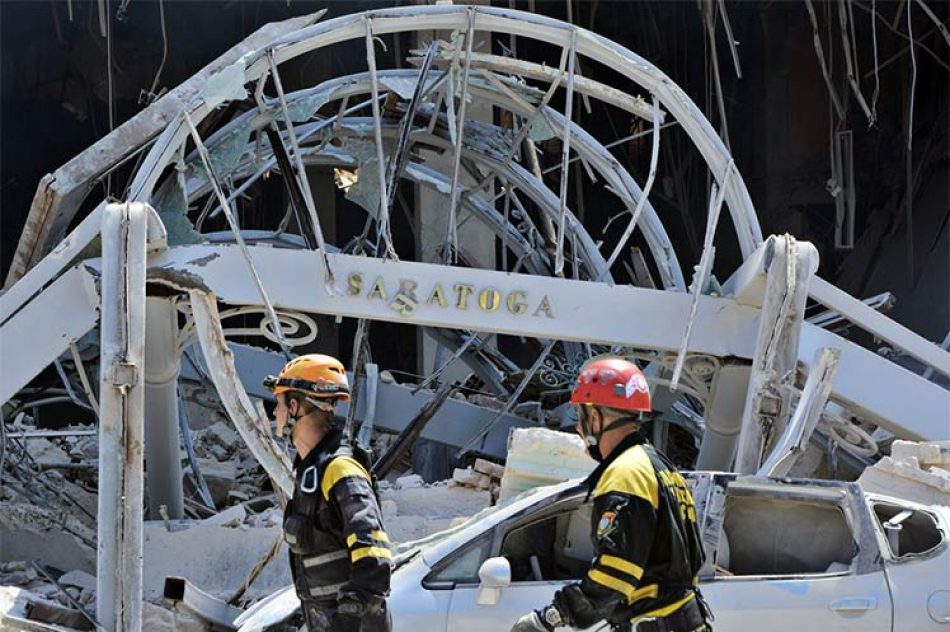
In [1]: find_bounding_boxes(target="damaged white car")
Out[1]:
[237,474,950,631]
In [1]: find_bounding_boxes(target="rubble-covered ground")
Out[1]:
[0,410,503,631]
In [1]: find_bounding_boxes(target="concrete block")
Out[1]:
[891,441,950,468]
[452,467,488,488]
[500,427,595,501]
[473,458,505,480]
[142,601,209,632]
[58,570,96,592]
[394,474,424,490]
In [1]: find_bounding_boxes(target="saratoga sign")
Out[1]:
[345,272,555,319]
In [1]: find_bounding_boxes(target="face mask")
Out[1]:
[577,406,604,462]
[281,412,299,441]
[585,436,603,463]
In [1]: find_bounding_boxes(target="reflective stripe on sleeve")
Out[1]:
[350,546,393,563]
[346,529,389,548]
[587,568,637,602]
[599,554,644,581]
[302,549,348,568]
[308,581,346,598]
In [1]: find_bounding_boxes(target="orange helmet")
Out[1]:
[570,356,651,412]
[263,354,350,401]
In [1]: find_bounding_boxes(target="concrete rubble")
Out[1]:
[858,441,950,506]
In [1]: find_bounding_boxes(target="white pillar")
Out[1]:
[696,363,751,470]
[97,202,148,631]
[144,296,184,519]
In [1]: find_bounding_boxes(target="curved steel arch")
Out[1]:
[131,4,762,266]
[168,69,685,287]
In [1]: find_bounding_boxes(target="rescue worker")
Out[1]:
[511,356,711,632]
[264,354,392,632]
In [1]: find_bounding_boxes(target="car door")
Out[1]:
[698,476,892,631]
[443,496,601,632]
[868,497,950,631]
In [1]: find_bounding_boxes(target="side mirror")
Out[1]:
[476,557,511,606]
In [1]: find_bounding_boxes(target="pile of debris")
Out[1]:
[858,440,950,506]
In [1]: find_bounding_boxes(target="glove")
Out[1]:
[330,611,362,632]
[553,584,604,629]
[510,607,560,632]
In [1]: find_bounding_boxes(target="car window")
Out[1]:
[715,494,857,577]
[425,532,493,586]
[872,502,945,558]
[500,502,593,582]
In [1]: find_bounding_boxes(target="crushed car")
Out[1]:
[236,473,950,631]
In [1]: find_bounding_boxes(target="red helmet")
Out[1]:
[570,357,651,412]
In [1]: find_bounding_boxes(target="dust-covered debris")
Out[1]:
[859,440,950,506]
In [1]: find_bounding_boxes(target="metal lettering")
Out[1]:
[367,277,388,301]
[454,283,475,310]
[390,293,419,316]
[346,272,364,296]
[478,288,502,313]
[427,284,448,308]
[533,295,555,319]
[506,291,528,315]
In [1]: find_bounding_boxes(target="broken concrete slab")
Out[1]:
[890,440,950,468]
[188,458,237,508]
[473,458,506,480]
[500,427,595,501]
[199,504,247,528]
[142,600,209,632]
[56,571,95,594]
[0,503,95,574]
[452,467,491,489]
[143,521,289,600]
[859,456,950,506]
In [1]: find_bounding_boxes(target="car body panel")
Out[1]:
[244,476,950,632]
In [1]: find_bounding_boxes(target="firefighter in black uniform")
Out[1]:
[264,354,392,632]
[511,357,712,632]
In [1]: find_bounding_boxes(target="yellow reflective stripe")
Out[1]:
[350,546,392,563]
[599,554,644,581]
[587,569,638,602]
[593,445,659,508]
[320,456,371,500]
[631,592,695,623]
[629,583,659,603]
[346,530,389,548]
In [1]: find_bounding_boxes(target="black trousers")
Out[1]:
[300,598,392,632]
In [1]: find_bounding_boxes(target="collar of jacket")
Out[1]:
[293,425,344,473]
[584,429,649,497]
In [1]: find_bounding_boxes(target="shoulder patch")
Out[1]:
[321,455,371,500]
[597,511,618,537]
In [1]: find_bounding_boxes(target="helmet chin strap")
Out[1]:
[579,407,641,453]
[284,396,338,442]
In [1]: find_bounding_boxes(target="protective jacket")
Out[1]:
[553,432,706,629]
[283,428,392,609]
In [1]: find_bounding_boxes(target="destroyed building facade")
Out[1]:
[1,1,948,630]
